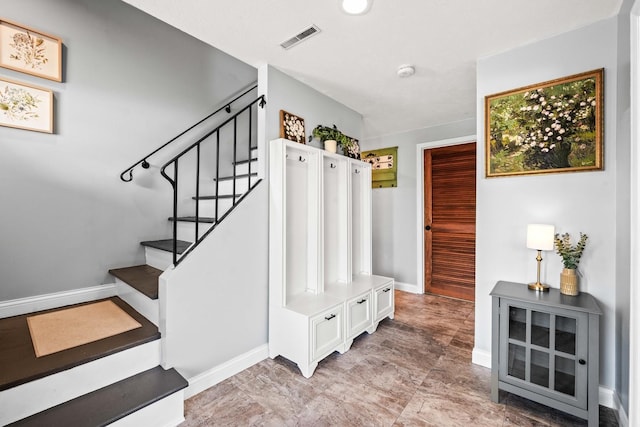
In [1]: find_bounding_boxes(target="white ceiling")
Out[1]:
[123,0,622,138]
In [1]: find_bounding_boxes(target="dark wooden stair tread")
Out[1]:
[0,297,159,392]
[9,366,188,427]
[213,172,258,182]
[140,239,191,254]
[192,194,242,200]
[232,158,257,165]
[108,265,162,300]
[168,216,216,223]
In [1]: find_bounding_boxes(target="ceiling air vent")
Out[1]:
[280,25,321,49]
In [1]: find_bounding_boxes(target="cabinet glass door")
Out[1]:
[500,301,588,409]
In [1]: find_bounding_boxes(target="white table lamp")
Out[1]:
[526,224,555,292]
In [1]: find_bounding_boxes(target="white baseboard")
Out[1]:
[613,391,629,427]
[472,347,620,411]
[0,283,117,319]
[184,344,269,399]
[599,386,615,409]
[394,282,420,294]
[472,347,491,368]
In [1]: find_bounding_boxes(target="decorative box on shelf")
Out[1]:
[490,280,602,426]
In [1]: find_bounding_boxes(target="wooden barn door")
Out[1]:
[424,142,476,301]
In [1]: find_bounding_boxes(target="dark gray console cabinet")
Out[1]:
[491,281,602,426]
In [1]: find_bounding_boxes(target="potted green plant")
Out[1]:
[308,124,360,157]
[554,232,588,296]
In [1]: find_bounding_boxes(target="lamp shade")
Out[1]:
[526,224,555,251]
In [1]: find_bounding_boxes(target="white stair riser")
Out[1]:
[109,390,185,427]
[234,160,257,176]
[116,279,159,326]
[0,340,161,425]
[194,198,234,219]
[215,176,254,195]
[145,246,175,270]
[176,221,214,242]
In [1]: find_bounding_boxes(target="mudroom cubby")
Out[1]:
[269,138,394,378]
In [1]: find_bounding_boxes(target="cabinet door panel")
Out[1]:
[347,292,372,338]
[311,305,344,362]
[374,283,394,321]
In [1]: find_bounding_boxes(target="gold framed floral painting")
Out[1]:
[485,69,603,177]
[0,18,62,82]
[0,76,53,133]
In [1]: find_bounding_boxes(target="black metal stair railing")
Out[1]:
[119,84,258,183]
[160,95,266,266]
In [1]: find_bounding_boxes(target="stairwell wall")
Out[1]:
[0,0,256,301]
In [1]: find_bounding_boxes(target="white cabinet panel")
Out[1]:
[311,304,344,362]
[374,282,394,322]
[346,291,372,339]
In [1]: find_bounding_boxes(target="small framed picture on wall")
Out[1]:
[0,18,63,82]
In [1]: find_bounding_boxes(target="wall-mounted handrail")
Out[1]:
[120,83,258,182]
[160,94,266,266]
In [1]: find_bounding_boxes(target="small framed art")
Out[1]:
[0,18,62,82]
[279,110,305,144]
[0,76,53,133]
[361,146,398,188]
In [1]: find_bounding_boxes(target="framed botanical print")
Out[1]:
[0,18,62,82]
[0,76,53,133]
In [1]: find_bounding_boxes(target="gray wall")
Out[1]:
[0,0,256,300]
[475,16,626,392]
[615,0,633,414]
[360,119,476,285]
[261,65,363,145]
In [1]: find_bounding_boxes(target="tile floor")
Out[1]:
[182,291,619,426]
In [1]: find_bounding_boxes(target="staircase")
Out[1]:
[1,88,264,425]
[0,297,187,426]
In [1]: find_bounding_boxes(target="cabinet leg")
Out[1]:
[367,322,379,334]
[298,362,318,379]
[339,339,353,354]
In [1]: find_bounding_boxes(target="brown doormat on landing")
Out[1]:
[27,300,142,357]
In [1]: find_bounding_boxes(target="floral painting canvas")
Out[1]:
[0,19,62,82]
[485,69,603,177]
[0,77,53,133]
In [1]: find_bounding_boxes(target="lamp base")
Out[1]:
[528,282,550,292]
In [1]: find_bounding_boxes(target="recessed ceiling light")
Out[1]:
[397,65,415,78]
[341,0,373,15]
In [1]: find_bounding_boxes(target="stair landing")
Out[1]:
[0,297,159,392]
